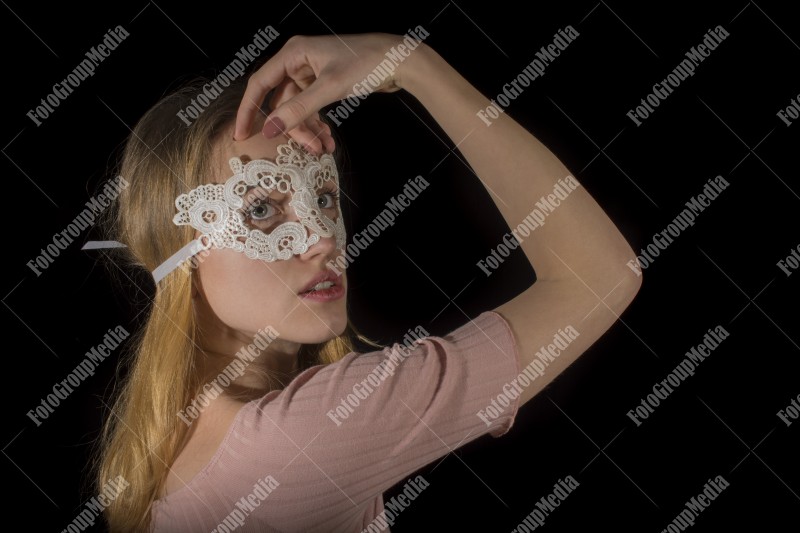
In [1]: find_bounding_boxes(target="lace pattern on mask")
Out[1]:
[173,139,346,262]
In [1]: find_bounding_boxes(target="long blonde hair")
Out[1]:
[92,78,381,531]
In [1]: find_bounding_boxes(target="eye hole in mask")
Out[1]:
[172,139,347,262]
[239,184,341,234]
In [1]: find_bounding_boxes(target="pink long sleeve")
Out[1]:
[150,310,522,532]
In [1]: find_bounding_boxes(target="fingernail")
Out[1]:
[263,117,285,139]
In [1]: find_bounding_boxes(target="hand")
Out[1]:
[234,33,411,153]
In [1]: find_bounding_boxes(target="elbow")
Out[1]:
[595,248,643,314]
[616,254,644,309]
[612,235,644,293]
[628,267,643,302]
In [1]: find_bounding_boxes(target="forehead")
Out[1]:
[211,124,287,185]
[209,124,339,188]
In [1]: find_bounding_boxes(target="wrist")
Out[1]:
[393,41,443,96]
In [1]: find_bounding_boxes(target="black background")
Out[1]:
[2,1,799,531]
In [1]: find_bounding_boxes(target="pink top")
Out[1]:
[150,311,522,532]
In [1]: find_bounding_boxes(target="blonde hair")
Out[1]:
[91,78,382,531]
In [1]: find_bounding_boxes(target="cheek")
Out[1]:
[198,250,294,326]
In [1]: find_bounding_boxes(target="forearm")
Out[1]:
[398,44,637,285]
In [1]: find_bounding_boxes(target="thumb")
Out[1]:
[262,82,328,139]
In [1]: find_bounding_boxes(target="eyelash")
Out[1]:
[245,190,340,221]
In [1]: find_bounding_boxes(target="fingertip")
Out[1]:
[233,111,251,141]
[262,116,286,139]
[305,138,323,156]
[323,136,336,154]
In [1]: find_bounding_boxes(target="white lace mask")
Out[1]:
[83,139,346,283]
[175,139,346,261]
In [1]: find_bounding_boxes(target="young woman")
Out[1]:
[93,32,642,531]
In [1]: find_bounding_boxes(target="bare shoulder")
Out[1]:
[160,397,250,498]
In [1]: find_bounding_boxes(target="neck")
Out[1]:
[196,337,302,399]
[193,298,302,397]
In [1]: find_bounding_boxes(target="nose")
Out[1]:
[281,197,340,262]
[299,222,340,262]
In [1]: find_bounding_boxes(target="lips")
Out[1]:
[299,269,342,294]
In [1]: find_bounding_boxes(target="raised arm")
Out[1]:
[234,34,642,408]
[396,43,642,406]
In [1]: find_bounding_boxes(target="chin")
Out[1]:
[284,305,348,343]
[312,316,348,343]
[303,330,340,344]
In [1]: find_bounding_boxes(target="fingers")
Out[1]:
[317,120,335,153]
[300,116,335,155]
[261,78,333,140]
[268,78,298,112]
[233,35,341,148]
[234,44,293,140]
[267,80,335,154]
[278,111,332,155]
[235,37,333,141]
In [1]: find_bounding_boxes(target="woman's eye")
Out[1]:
[247,200,274,220]
[318,191,339,209]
